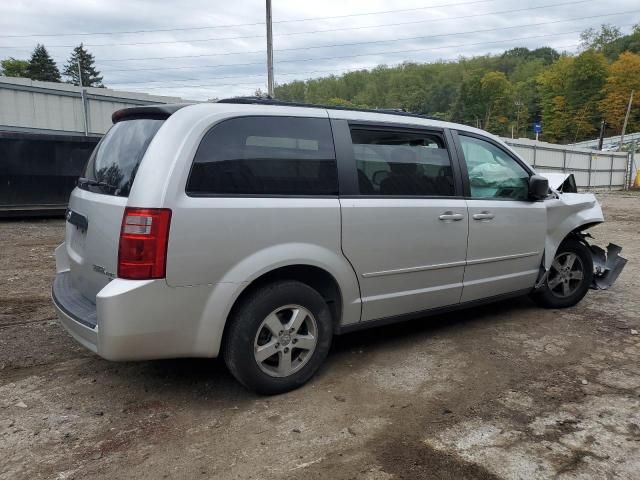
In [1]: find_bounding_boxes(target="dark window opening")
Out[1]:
[187,116,338,196]
[81,118,164,197]
[350,128,454,197]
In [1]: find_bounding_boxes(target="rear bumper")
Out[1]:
[52,272,99,353]
[51,268,222,361]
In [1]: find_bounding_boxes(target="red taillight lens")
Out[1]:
[118,208,172,280]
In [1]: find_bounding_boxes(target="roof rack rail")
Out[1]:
[216,96,435,121]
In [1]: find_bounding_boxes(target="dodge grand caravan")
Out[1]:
[52,98,626,394]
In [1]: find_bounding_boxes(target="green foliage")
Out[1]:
[600,52,640,133]
[581,24,640,61]
[63,44,103,87]
[274,21,640,143]
[0,57,30,78]
[580,24,622,51]
[27,44,61,82]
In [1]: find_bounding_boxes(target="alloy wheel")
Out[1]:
[253,304,318,378]
[547,252,585,298]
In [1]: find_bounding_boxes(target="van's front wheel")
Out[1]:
[532,238,593,309]
[223,281,332,395]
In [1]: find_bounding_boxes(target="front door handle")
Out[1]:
[472,211,495,220]
[439,212,464,221]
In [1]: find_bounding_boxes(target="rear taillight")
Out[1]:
[118,208,172,280]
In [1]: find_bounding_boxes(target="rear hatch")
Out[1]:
[65,117,165,302]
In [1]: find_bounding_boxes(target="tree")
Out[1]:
[26,44,61,82]
[600,52,640,133]
[271,22,637,142]
[0,57,30,78]
[565,50,609,140]
[580,23,639,60]
[537,56,574,142]
[580,24,622,51]
[63,44,103,87]
[480,71,514,134]
[274,80,306,102]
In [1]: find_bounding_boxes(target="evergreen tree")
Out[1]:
[27,44,61,82]
[63,44,103,87]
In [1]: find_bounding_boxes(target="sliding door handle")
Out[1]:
[439,212,464,221]
[472,212,495,220]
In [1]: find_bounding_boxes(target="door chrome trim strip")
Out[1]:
[362,260,467,278]
[466,251,540,266]
[362,251,539,278]
[361,281,463,303]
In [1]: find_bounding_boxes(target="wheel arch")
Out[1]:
[234,264,343,327]
[199,244,362,357]
[543,192,604,270]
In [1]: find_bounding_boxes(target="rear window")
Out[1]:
[186,116,337,196]
[80,119,164,197]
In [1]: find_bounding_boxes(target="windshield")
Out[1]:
[80,118,164,197]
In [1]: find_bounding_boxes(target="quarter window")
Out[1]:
[350,128,455,196]
[459,135,530,200]
[187,117,337,196]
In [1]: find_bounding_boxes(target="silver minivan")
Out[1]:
[52,98,625,394]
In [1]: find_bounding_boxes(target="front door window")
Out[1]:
[459,135,529,200]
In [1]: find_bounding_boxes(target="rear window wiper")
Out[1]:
[77,177,119,191]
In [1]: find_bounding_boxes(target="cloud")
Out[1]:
[0,0,638,100]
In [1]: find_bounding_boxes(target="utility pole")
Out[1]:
[619,90,634,151]
[598,120,606,150]
[77,60,89,136]
[266,0,274,97]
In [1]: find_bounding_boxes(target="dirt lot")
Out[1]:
[1,192,640,480]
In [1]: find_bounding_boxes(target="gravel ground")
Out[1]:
[1,191,639,480]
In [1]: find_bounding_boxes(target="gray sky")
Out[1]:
[1,0,638,100]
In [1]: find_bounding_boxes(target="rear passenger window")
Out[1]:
[187,117,337,196]
[350,128,454,196]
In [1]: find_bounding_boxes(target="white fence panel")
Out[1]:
[503,138,630,190]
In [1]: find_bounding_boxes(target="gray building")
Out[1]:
[0,77,191,215]
[0,76,189,136]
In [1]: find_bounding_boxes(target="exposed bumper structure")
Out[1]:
[590,243,628,290]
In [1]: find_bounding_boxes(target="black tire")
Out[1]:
[223,280,333,395]
[531,237,593,309]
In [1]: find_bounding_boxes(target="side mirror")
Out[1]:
[529,175,549,200]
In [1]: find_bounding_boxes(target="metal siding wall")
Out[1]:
[503,138,629,190]
[0,88,34,127]
[86,100,135,134]
[1,77,185,135]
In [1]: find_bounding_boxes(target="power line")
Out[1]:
[110,32,584,85]
[98,13,637,74]
[0,0,609,49]
[0,33,265,49]
[0,0,500,38]
[104,31,587,81]
[96,0,592,63]
[109,68,366,86]
[120,43,582,92]
[110,32,585,87]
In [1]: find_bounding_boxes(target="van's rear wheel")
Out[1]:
[223,281,332,395]
[531,238,593,309]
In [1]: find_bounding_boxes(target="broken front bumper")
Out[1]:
[590,243,628,290]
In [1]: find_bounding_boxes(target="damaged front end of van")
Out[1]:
[538,172,627,291]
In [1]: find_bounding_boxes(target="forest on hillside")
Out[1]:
[274,23,640,144]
